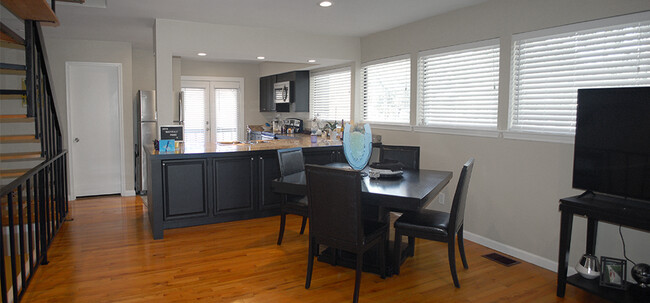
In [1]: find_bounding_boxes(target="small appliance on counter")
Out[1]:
[284,118,304,133]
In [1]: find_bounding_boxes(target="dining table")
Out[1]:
[271,162,453,276]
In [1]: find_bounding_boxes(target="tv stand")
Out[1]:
[557,194,650,302]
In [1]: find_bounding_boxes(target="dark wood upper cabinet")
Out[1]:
[259,71,309,112]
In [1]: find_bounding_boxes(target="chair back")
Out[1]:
[277,147,305,176]
[379,145,420,170]
[305,165,364,246]
[449,158,474,234]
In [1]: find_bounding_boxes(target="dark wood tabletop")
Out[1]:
[272,163,453,212]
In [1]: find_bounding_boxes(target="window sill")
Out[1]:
[502,131,574,144]
[367,123,412,132]
[413,126,499,138]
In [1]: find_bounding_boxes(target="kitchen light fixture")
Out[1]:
[257,56,265,60]
[308,59,316,63]
[197,52,207,56]
[319,1,332,7]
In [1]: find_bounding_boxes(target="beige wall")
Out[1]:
[361,0,650,273]
[43,38,134,196]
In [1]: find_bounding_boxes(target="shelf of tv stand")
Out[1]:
[567,274,646,303]
[556,194,650,302]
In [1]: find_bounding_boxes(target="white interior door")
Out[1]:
[66,62,122,197]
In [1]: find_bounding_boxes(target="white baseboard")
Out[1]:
[464,231,577,276]
[122,190,136,197]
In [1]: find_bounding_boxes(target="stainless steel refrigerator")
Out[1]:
[134,90,157,195]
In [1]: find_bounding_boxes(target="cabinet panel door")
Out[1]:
[162,159,209,220]
[276,72,295,82]
[214,157,254,214]
[259,75,276,112]
[293,71,310,112]
[259,153,282,209]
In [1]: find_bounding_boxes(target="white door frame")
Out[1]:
[65,62,127,200]
[180,76,245,141]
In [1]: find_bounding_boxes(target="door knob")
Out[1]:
[74,138,80,143]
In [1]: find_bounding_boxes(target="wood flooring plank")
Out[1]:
[20,196,608,302]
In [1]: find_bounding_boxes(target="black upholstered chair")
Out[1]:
[276,147,308,245]
[379,145,420,170]
[305,165,388,303]
[393,158,474,288]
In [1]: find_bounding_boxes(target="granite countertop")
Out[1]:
[149,134,342,155]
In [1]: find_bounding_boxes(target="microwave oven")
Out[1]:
[274,81,291,104]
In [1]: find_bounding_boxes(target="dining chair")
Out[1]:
[276,147,308,245]
[379,145,420,170]
[305,164,388,303]
[393,158,474,288]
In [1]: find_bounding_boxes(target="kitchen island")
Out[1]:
[145,135,345,239]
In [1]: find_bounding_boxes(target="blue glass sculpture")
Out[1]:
[343,123,372,170]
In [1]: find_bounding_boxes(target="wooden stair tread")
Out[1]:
[0,168,29,178]
[0,35,24,49]
[0,135,38,143]
[1,0,59,26]
[0,152,42,161]
[0,115,33,123]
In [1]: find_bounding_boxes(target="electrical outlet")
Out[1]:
[438,193,446,205]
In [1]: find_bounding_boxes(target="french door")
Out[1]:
[181,78,243,144]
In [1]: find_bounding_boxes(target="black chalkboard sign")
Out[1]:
[160,125,184,141]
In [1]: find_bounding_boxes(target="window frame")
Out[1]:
[506,11,650,144]
[361,54,412,126]
[310,66,352,122]
[416,38,501,137]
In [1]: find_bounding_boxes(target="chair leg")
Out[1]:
[353,252,363,303]
[407,236,415,257]
[379,237,386,279]
[306,237,314,289]
[277,213,286,245]
[299,216,307,234]
[394,231,402,275]
[458,226,468,269]
[448,237,460,288]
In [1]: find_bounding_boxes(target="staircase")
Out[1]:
[0,33,42,188]
[0,2,67,302]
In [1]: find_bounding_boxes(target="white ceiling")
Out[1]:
[43,0,489,50]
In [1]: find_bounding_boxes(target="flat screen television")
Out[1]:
[572,87,650,202]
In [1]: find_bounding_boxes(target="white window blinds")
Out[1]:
[311,67,351,121]
[511,19,650,135]
[418,41,499,129]
[214,88,239,142]
[362,56,411,124]
[181,87,207,145]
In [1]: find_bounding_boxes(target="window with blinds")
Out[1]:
[181,87,207,145]
[362,56,411,124]
[511,17,650,135]
[214,88,239,142]
[311,67,351,121]
[418,40,499,130]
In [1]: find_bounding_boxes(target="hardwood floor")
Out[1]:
[21,196,606,302]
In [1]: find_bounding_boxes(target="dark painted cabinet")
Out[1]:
[258,152,282,210]
[259,75,276,112]
[259,71,309,112]
[213,156,255,214]
[162,159,209,220]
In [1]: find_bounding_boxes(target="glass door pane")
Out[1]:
[213,88,239,142]
[181,83,209,144]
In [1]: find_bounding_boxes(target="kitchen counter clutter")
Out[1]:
[145,134,346,239]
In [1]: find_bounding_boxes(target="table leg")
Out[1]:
[586,218,598,255]
[557,210,573,297]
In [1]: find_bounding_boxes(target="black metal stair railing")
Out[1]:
[0,18,68,303]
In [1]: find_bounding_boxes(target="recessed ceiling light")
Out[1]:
[197,52,207,56]
[257,56,266,60]
[319,1,332,7]
[308,59,316,63]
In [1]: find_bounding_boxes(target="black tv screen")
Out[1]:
[572,87,650,201]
